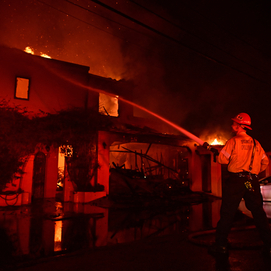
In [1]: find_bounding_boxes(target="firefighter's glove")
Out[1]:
[203,142,219,155]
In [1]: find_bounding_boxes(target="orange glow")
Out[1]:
[40,53,51,59]
[208,138,226,145]
[200,131,228,146]
[24,46,34,55]
[54,220,62,252]
[99,93,119,117]
[210,138,224,145]
[24,46,51,58]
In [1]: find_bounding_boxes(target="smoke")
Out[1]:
[1,0,271,149]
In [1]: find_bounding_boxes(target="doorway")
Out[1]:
[32,151,46,201]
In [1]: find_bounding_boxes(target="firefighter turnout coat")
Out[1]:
[218,131,269,175]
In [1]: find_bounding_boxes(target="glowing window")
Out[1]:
[99,93,119,117]
[54,220,63,252]
[15,77,30,100]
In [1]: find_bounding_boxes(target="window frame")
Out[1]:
[14,76,31,100]
[98,93,119,117]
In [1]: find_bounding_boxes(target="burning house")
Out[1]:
[1,44,268,208]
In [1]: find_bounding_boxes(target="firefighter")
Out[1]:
[209,113,271,257]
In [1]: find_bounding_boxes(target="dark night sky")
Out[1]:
[1,0,271,149]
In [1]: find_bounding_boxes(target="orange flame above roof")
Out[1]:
[24,46,51,59]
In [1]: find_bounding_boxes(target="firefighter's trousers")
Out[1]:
[215,172,271,248]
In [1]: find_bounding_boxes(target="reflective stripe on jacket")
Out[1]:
[217,132,269,174]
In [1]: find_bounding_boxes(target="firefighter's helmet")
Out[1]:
[231,113,252,130]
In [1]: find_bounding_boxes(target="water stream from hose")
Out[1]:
[41,63,205,145]
[117,96,204,145]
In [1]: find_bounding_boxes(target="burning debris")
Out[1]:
[109,143,191,200]
[200,130,228,146]
[210,138,224,145]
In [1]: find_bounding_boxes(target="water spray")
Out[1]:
[38,60,218,156]
[118,97,220,160]
[117,96,205,145]
[116,97,219,158]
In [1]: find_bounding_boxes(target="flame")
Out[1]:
[210,138,224,145]
[24,46,51,59]
[24,46,34,55]
[40,53,51,59]
[200,131,228,146]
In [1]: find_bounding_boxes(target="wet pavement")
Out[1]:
[0,193,271,271]
[10,227,271,271]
